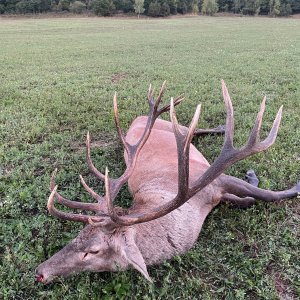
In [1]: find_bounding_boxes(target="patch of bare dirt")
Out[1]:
[111,72,128,84]
[273,273,296,300]
[266,264,297,300]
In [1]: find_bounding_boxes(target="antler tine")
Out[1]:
[148,83,151,94]
[158,95,185,115]
[170,97,201,152]
[79,175,104,204]
[242,98,282,152]
[169,98,190,195]
[153,80,167,111]
[170,97,182,138]
[147,83,153,105]
[255,105,283,150]
[170,97,201,150]
[105,167,117,220]
[147,84,155,105]
[246,96,266,147]
[50,168,58,190]
[86,131,105,181]
[47,185,105,223]
[221,80,234,149]
[148,81,184,117]
[150,88,155,101]
[184,104,201,153]
[50,169,100,211]
[131,81,169,150]
[171,99,201,193]
[113,92,130,155]
[174,95,185,104]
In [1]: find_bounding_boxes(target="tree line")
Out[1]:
[0,0,299,17]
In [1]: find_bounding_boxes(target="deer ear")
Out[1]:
[118,229,152,282]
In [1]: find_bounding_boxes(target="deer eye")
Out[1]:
[82,250,100,260]
[89,250,100,255]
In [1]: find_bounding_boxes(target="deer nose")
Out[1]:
[35,273,44,283]
[35,266,47,283]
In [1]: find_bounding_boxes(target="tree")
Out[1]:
[148,0,160,15]
[233,0,241,12]
[92,0,115,15]
[16,0,29,13]
[218,0,233,11]
[241,0,261,15]
[15,0,51,13]
[4,0,19,13]
[160,1,170,14]
[280,0,292,15]
[57,0,71,10]
[167,0,177,14]
[69,0,86,13]
[114,0,134,12]
[269,0,281,15]
[291,0,300,13]
[50,0,59,11]
[134,0,145,16]
[143,0,151,13]
[281,2,292,15]
[192,0,199,13]
[185,0,195,12]
[0,0,298,15]
[201,0,218,15]
[177,0,188,13]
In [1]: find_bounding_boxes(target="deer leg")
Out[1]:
[221,193,256,208]
[220,173,300,204]
[221,170,259,208]
[194,125,225,136]
[244,169,259,187]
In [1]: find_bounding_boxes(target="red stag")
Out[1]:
[36,81,299,283]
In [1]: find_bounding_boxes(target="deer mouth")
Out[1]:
[35,272,54,284]
[35,274,45,283]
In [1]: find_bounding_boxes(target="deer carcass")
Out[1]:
[36,81,300,284]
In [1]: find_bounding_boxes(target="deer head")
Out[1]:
[36,224,151,283]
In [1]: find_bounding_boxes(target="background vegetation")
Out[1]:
[0,0,300,17]
[0,16,300,299]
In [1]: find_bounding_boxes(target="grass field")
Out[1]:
[0,16,300,299]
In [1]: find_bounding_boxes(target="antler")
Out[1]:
[105,80,283,225]
[47,82,184,225]
[47,80,282,228]
[188,81,282,196]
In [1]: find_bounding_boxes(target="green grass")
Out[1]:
[0,16,300,299]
